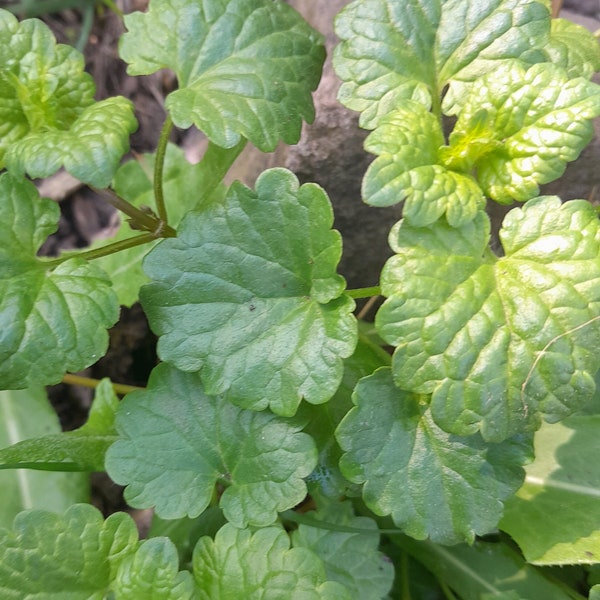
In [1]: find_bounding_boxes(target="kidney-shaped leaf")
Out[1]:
[376,197,600,442]
[336,368,531,545]
[120,0,325,151]
[333,0,550,128]
[141,168,357,417]
[193,523,352,599]
[0,174,119,389]
[105,363,318,527]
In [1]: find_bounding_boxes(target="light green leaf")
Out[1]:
[0,504,138,599]
[542,18,600,79]
[362,101,485,226]
[0,387,87,529]
[113,537,196,600]
[333,0,550,128]
[192,523,352,599]
[291,499,394,599]
[120,0,324,151]
[447,61,600,203]
[336,368,531,544]
[0,8,95,163]
[393,534,572,600]
[302,328,390,499]
[0,9,137,187]
[105,363,317,527]
[0,174,119,389]
[501,416,600,565]
[141,168,357,417]
[5,97,137,188]
[376,197,600,442]
[0,378,119,472]
[95,142,236,307]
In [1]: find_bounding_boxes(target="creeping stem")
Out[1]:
[62,373,143,396]
[154,115,174,224]
[345,286,381,300]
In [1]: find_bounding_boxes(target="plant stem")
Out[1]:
[93,187,176,237]
[154,115,174,224]
[62,373,143,396]
[41,232,157,267]
[280,510,403,535]
[75,1,95,52]
[345,286,381,300]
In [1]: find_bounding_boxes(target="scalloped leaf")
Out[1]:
[362,100,485,226]
[333,0,550,128]
[0,174,119,390]
[193,523,352,599]
[0,378,119,472]
[141,168,357,417]
[0,10,137,187]
[5,97,137,188]
[291,498,395,599]
[120,0,324,151]
[444,61,600,204]
[376,197,600,442]
[541,18,600,80]
[0,504,139,598]
[336,368,531,544]
[105,363,318,527]
[113,537,196,599]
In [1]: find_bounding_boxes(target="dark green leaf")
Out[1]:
[141,168,357,417]
[336,368,531,544]
[0,174,119,389]
[105,363,317,527]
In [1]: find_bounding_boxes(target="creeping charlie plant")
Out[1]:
[2,0,600,598]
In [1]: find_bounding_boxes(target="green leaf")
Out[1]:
[105,363,318,527]
[95,142,235,307]
[448,61,600,203]
[302,328,390,499]
[192,523,352,599]
[0,387,87,528]
[336,368,531,544]
[113,537,196,600]
[333,0,550,128]
[376,197,600,442]
[501,416,600,565]
[5,97,137,188]
[141,168,357,417]
[542,18,600,79]
[291,499,394,599]
[0,8,94,162]
[0,10,137,187]
[0,174,119,389]
[0,504,138,599]
[393,534,573,600]
[0,378,119,472]
[120,0,325,151]
[362,100,485,227]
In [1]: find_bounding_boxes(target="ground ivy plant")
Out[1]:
[2,0,600,597]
